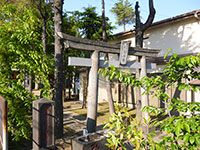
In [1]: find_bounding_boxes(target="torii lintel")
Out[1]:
[57,32,160,57]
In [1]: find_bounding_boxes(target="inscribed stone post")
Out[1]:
[32,98,55,150]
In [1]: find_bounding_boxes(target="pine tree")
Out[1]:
[111,0,135,31]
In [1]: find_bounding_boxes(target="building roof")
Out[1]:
[114,9,200,37]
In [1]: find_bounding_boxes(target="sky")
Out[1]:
[63,0,200,34]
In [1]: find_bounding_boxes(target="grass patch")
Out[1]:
[66,101,137,125]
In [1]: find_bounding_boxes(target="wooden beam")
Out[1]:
[128,47,160,57]
[64,40,119,54]
[68,57,157,69]
[58,32,119,51]
[57,32,160,57]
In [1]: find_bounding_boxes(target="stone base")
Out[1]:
[72,132,108,150]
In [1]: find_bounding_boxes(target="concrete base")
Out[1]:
[72,132,108,150]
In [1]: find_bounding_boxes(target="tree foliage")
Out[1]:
[100,53,200,149]
[65,7,115,40]
[111,0,135,31]
[63,10,82,37]
[0,2,50,141]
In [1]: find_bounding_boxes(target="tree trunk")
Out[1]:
[102,0,107,42]
[82,69,89,109]
[135,57,142,121]
[68,76,71,100]
[135,0,155,47]
[123,22,126,31]
[36,0,48,54]
[135,0,155,134]
[53,0,63,139]
[28,74,32,92]
[106,79,115,114]
[86,50,99,133]
[42,17,47,54]
[102,0,115,114]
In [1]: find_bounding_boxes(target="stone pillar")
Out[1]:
[86,50,99,133]
[32,98,55,150]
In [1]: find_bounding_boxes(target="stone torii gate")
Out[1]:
[57,32,160,133]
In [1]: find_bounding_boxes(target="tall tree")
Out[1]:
[78,7,114,40]
[80,7,103,40]
[64,7,115,40]
[102,0,115,114]
[53,0,64,138]
[135,0,155,134]
[33,0,53,54]
[111,0,135,31]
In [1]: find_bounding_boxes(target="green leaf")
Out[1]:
[164,49,171,59]
[189,136,195,144]
[183,133,189,143]
[168,105,173,111]
[155,145,163,150]
[195,136,200,146]
[175,123,182,136]
[107,138,112,144]
[184,123,190,132]
[173,53,178,58]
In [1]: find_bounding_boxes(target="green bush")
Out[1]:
[104,103,159,150]
[100,53,200,149]
[0,3,51,141]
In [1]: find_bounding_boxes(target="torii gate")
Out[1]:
[57,32,160,133]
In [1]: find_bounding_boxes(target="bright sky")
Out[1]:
[63,0,200,34]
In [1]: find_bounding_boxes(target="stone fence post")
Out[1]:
[32,98,55,150]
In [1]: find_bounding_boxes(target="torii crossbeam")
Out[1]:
[57,32,160,57]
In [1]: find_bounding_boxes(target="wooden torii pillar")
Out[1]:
[58,32,160,133]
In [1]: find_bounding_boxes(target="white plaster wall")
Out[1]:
[119,18,200,74]
[187,91,192,103]
[143,18,200,57]
[187,89,200,103]
[122,18,200,57]
[195,91,200,102]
